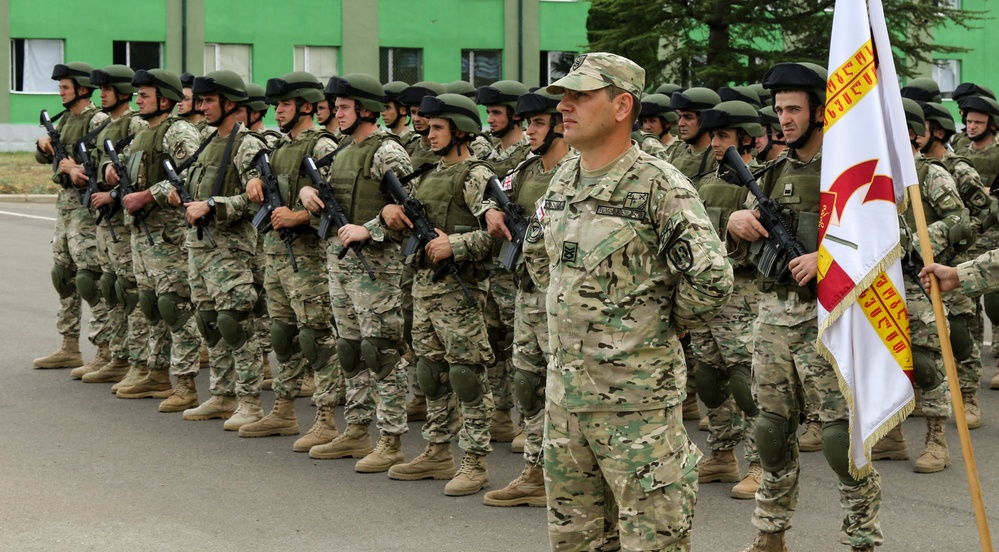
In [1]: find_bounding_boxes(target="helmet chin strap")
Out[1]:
[531,122,563,156]
[102,93,130,114]
[280,100,307,133]
[787,120,822,150]
[919,135,937,155]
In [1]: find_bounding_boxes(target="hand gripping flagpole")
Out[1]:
[908,185,992,551]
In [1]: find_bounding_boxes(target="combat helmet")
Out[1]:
[475,80,529,108]
[193,70,248,103]
[718,86,762,109]
[383,81,410,104]
[241,83,270,112]
[901,98,926,137]
[397,81,446,108]
[953,82,996,103]
[655,83,683,96]
[420,93,481,134]
[901,77,942,103]
[670,87,720,113]
[919,101,956,134]
[749,83,771,107]
[517,89,564,155]
[52,62,95,108]
[700,100,764,137]
[640,93,679,124]
[325,73,387,113]
[89,65,135,113]
[265,71,325,104]
[762,62,827,103]
[958,94,999,130]
[446,81,477,98]
[131,69,184,102]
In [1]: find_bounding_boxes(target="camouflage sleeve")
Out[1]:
[450,164,498,264]
[641,136,672,162]
[469,135,493,160]
[214,133,264,224]
[366,139,414,242]
[952,159,993,233]
[313,136,339,182]
[88,111,110,134]
[652,166,734,329]
[128,116,149,136]
[957,248,999,297]
[916,164,969,258]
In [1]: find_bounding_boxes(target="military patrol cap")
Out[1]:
[266,71,325,104]
[398,81,446,107]
[655,83,683,96]
[759,105,780,128]
[953,82,996,102]
[476,80,529,107]
[547,52,645,97]
[51,62,94,88]
[446,81,478,98]
[180,71,196,88]
[700,100,764,137]
[670,87,720,112]
[763,62,828,102]
[516,90,562,117]
[900,77,942,103]
[89,65,136,95]
[919,101,956,133]
[749,83,772,107]
[383,81,410,103]
[718,86,762,109]
[419,93,482,134]
[193,70,248,103]
[901,98,926,136]
[326,73,387,112]
[640,93,679,123]
[131,69,184,102]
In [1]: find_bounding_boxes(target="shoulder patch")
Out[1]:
[667,239,694,272]
[525,218,543,243]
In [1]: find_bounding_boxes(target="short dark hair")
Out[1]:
[606,85,641,125]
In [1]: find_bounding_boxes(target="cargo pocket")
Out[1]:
[627,439,702,550]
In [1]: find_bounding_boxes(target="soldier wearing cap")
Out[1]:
[539,52,731,551]
[727,62,883,552]
[33,62,111,373]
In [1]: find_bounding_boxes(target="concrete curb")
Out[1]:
[0,194,57,203]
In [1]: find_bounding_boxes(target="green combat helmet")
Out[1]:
[52,62,95,108]
[718,86,762,109]
[89,64,136,112]
[901,98,926,137]
[655,83,683,96]
[516,89,563,155]
[919,101,956,134]
[762,62,827,147]
[749,83,772,107]
[131,68,184,119]
[757,105,786,159]
[953,82,996,103]
[180,71,196,89]
[397,81,446,108]
[419,93,482,156]
[383,81,410,104]
[193,70,248,124]
[759,106,780,129]
[901,77,942,103]
[325,73,387,112]
[265,71,325,132]
[241,83,270,112]
[670,87,721,113]
[958,94,999,129]
[700,100,764,137]
[446,80,477,98]
[640,93,679,124]
[476,80,529,137]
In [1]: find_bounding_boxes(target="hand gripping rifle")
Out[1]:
[104,138,155,246]
[301,155,375,280]
[720,145,816,294]
[76,142,118,243]
[484,175,529,271]
[163,158,217,247]
[40,109,70,185]
[381,169,476,303]
[251,151,300,272]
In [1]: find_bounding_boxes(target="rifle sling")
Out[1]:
[311,140,353,171]
[399,163,436,185]
[211,123,241,198]
[176,129,220,173]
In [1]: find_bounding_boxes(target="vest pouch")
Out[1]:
[705,206,725,237]
[126,154,144,189]
[188,165,217,200]
[796,211,819,252]
[277,174,293,207]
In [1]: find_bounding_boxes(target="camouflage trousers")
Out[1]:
[189,242,262,398]
[327,241,407,436]
[264,252,339,404]
[485,267,516,411]
[513,285,549,465]
[250,237,271,355]
[413,284,495,455]
[942,290,982,395]
[907,279,952,418]
[96,214,130,361]
[131,216,200,377]
[963,230,999,356]
[53,203,108,344]
[401,264,421,398]
[544,402,701,552]
[752,319,883,546]
[688,273,758,461]
[109,225,150,368]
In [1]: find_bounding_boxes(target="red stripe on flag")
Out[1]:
[818,259,856,311]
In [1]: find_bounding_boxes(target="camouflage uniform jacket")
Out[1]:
[468,134,495,160]
[908,154,969,260]
[539,144,733,412]
[483,135,531,177]
[634,132,671,162]
[958,248,999,296]
[942,150,994,234]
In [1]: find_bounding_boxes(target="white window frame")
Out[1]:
[204,43,252,84]
[10,38,64,94]
[932,59,960,97]
[294,45,338,83]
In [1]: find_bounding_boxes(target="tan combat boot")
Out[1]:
[223,395,264,430]
[262,354,272,380]
[698,449,741,483]
[682,396,700,420]
[963,391,981,429]
[445,453,489,496]
[34,335,83,369]
[309,424,373,459]
[743,531,788,552]
[387,442,456,481]
[158,374,199,412]
[990,369,999,390]
[355,434,405,473]
[914,416,950,473]
[490,409,517,442]
[294,405,339,452]
[731,462,762,499]
[798,420,823,452]
[698,414,709,431]
[71,345,111,379]
[871,424,909,461]
[483,463,546,507]
[82,355,130,383]
[183,394,237,421]
[112,365,147,394]
[510,429,526,454]
[238,397,299,437]
[851,546,874,552]
[116,369,172,399]
[406,394,428,422]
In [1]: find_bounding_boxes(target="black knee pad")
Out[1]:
[822,420,862,485]
[947,313,973,362]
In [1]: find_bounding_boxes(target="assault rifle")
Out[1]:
[163,158,217,247]
[301,155,375,281]
[104,138,155,246]
[76,142,118,243]
[381,169,476,303]
[251,151,300,272]
[484,175,529,271]
[40,109,70,183]
[720,146,816,294]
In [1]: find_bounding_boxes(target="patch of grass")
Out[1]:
[0,152,60,194]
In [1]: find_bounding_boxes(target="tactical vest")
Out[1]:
[965,145,999,190]
[513,157,548,215]
[904,157,944,229]
[252,129,282,149]
[328,133,397,224]
[669,144,716,188]
[409,140,440,169]
[412,160,485,235]
[186,130,254,201]
[94,111,136,184]
[127,116,182,191]
[698,170,748,240]
[56,106,99,186]
[270,130,330,207]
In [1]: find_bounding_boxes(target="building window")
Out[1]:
[294,46,338,84]
[204,43,252,84]
[113,41,161,71]
[380,48,422,84]
[10,38,63,93]
[461,50,502,88]
[540,51,576,85]
[932,59,960,97]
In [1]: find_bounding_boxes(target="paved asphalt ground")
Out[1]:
[1,202,998,551]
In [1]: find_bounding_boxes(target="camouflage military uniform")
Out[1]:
[149,125,264,398]
[961,140,999,355]
[540,145,732,551]
[249,128,283,360]
[667,143,717,190]
[468,134,496,160]
[634,131,671,162]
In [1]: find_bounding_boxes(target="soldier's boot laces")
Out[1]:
[682,395,701,420]
[731,462,763,500]
[34,335,83,369]
[116,369,172,399]
[963,391,981,429]
[871,424,909,461]
[223,395,264,430]
[82,355,130,383]
[239,397,299,437]
[183,394,237,421]
[309,423,372,459]
[444,453,489,496]
[387,442,456,481]
[112,365,147,394]
[406,395,428,422]
[355,434,405,473]
[71,345,111,379]
[914,416,950,473]
[743,531,788,552]
[158,374,199,412]
[798,420,823,452]
[490,409,518,442]
[483,463,546,507]
[698,449,741,483]
[293,405,338,452]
